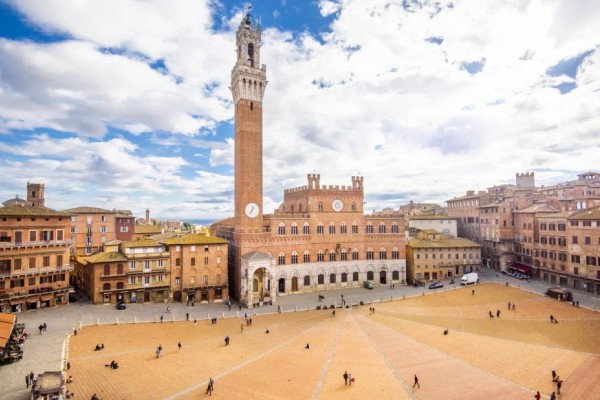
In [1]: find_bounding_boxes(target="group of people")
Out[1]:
[94,343,105,351]
[342,371,355,385]
[38,323,48,334]
[507,301,516,311]
[104,360,119,369]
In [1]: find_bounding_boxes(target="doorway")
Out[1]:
[379,270,387,284]
[291,276,298,292]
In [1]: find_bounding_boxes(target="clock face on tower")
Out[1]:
[332,199,344,212]
[245,202,260,218]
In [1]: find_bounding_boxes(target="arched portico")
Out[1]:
[241,251,276,308]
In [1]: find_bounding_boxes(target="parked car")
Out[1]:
[363,281,374,290]
[428,281,444,289]
[116,302,126,310]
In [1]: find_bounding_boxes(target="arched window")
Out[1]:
[317,250,325,262]
[391,223,399,233]
[303,223,310,235]
[278,252,285,266]
[291,223,298,235]
[329,250,336,261]
[303,251,310,263]
[352,249,359,260]
[379,223,386,234]
[116,282,124,289]
[341,272,348,282]
[367,271,374,280]
[352,271,359,281]
[102,283,110,291]
[352,222,358,234]
[367,248,374,260]
[329,222,335,234]
[291,251,298,264]
[117,263,123,275]
[341,249,348,261]
[330,273,336,283]
[379,248,387,259]
[392,248,400,259]
[392,270,399,280]
[278,223,286,235]
[103,264,110,276]
[340,222,347,234]
[351,202,356,211]
[366,223,373,234]
[304,275,310,286]
[317,223,324,234]
[318,274,324,285]
[248,43,254,66]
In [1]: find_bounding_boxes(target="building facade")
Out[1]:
[62,207,117,256]
[75,239,171,304]
[408,215,457,238]
[114,210,135,241]
[0,184,72,312]
[161,234,229,304]
[406,230,482,283]
[212,14,406,307]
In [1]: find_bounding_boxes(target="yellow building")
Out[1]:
[406,230,481,283]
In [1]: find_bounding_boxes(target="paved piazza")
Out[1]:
[3,275,600,400]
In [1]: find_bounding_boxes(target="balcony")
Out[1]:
[0,240,71,250]
[0,264,74,278]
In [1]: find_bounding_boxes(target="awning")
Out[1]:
[40,294,53,301]
[510,263,532,274]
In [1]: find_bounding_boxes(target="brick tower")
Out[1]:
[26,182,45,207]
[231,12,267,233]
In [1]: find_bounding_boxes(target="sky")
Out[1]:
[0,0,599,223]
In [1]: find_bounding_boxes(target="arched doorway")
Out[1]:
[380,270,387,285]
[253,268,266,297]
[291,276,298,292]
[278,278,286,293]
[367,271,374,281]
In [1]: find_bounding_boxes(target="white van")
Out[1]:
[460,272,478,285]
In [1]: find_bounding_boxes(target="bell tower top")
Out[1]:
[231,12,267,104]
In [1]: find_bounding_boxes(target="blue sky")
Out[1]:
[0,0,599,223]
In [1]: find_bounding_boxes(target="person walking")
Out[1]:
[348,373,353,386]
[241,324,244,333]
[496,310,500,318]
[412,374,420,388]
[25,374,30,388]
[225,336,230,346]
[29,371,34,384]
[550,392,556,400]
[43,323,47,331]
[178,341,182,351]
[556,379,562,394]
[205,377,214,396]
[534,391,541,400]
[343,371,349,385]
[552,370,557,381]
[160,315,163,323]
[508,301,511,310]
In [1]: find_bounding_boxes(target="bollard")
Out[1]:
[422,291,425,296]
[172,314,175,322]
[403,294,405,299]
[307,305,310,311]
[155,316,159,323]
[295,305,297,312]
[79,322,82,329]
[236,311,239,318]
[207,313,211,320]
[222,312,225,319]
[96,318,100,326]
[253,310,257,316]
[134,316,137,324]
[115,317,118,325]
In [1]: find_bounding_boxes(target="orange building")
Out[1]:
[75,239,170,304]
[62,207,116,256]
[0,183,72,312]
[406,230,482,284]
[212,14,406,307]
[161,234,228,304]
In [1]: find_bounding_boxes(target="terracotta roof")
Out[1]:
[134,225,162,234]
[122,239,162,248]
[537,211,574,219]
[568,207,600,220]
[2,196,28,207]
[408,237,481,249]
[62,206,114,214]
[80,251,127,264]
[161,234,228,245]
[513,203,559,213]
[0,204,71,217]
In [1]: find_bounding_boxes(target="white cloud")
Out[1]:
[1,0,599,220]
